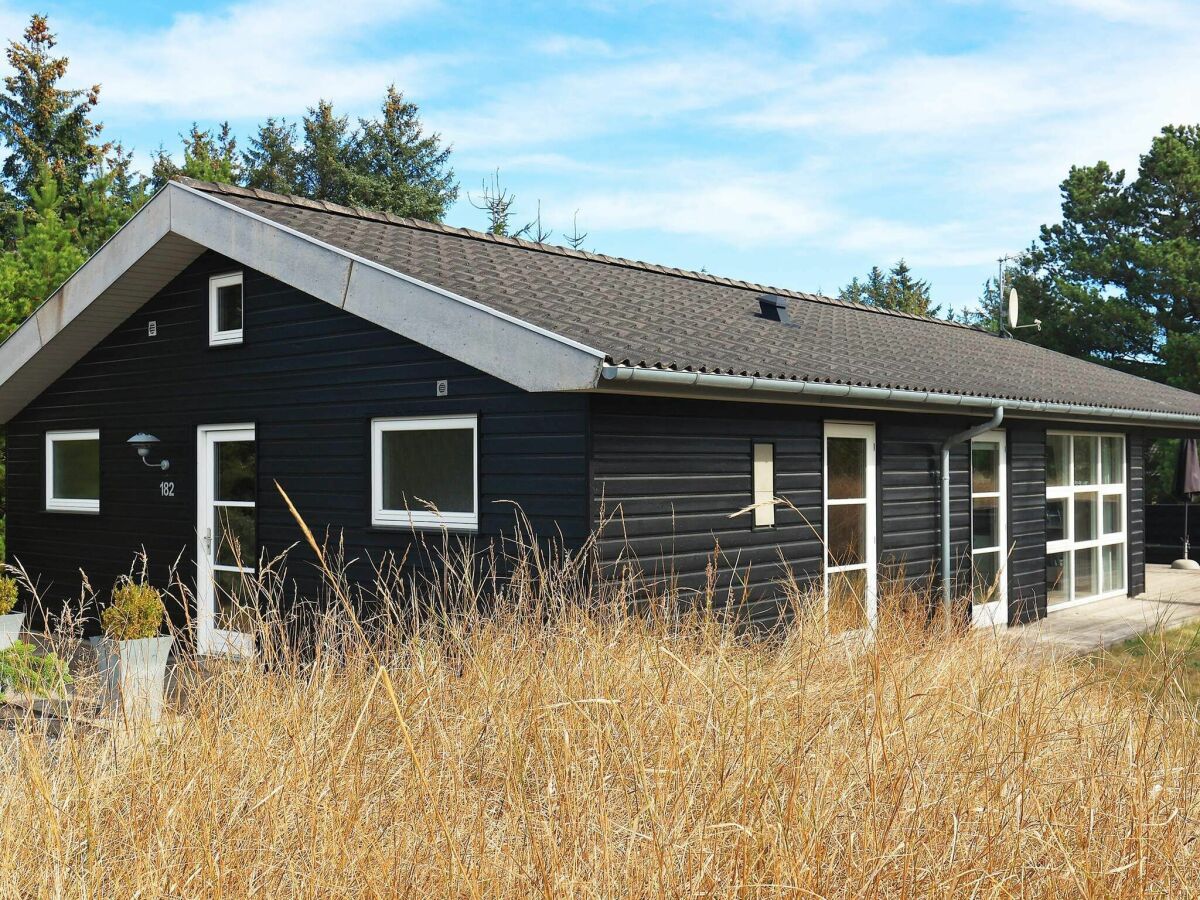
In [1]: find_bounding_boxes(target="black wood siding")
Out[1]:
[589,395,825,620]
[1007,425,1046,623]
[876,421,969,596]
[6,252,588,629]
[1129,431,1146,596]
[589,396,1069,624]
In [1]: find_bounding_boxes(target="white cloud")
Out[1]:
[432,55,792,151]
[52,0,449,121]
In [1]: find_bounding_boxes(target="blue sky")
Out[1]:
[8,0,1200,313]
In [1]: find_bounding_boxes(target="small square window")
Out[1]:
[371,415,478,530]
[209,272,243,346]
[46,430,99,513]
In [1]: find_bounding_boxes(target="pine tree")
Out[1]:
[838,260,939,316]
[0,14,107,242]
[298,100,361,204]
[243,118,301,194]
[0,167,86,335]
[150,123,240,189]
[351,86,457,220]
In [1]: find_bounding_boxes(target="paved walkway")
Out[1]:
[1017,564,1200,653]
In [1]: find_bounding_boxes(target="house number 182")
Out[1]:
[160,481,175,497]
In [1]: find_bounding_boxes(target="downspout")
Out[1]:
[941,407,1004,624]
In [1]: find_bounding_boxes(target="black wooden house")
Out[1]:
[0,177,1197,651]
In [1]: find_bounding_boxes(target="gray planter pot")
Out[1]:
[89,634,173,723]
[0,613,23,652]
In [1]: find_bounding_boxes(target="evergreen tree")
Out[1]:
[243,118,302,194]
[351,86,457,221]
[0,14,107,242]
[838,259,939,316]
[298,100,361,203]
[75,143,149,254]
[0,167,86,336]
[150,123,240,189]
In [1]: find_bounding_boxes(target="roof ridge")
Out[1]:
[173,176,979,333]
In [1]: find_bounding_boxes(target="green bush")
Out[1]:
[0,640,70,695]
[101,580,164,641]
[0,577,17,616]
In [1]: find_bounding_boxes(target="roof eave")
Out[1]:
[599,364,1200,428]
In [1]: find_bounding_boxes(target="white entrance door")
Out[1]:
[970,430,1008,628]
[197,424,257,656]
[823,422,877,632]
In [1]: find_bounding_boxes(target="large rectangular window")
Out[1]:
[752,442,775,527]
[371,415,478,530]
[823,423,876,632]
[45,429,100,513]
[1046,432,1125,609]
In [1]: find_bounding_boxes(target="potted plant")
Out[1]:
[0,577,22,652]
[0,640,72,703]
[89,578,172,722]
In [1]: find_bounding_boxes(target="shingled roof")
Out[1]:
[174,178,1200,421]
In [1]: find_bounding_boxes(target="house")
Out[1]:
[0,176,1197,651]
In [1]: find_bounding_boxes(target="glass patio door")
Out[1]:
[197,424,257,656]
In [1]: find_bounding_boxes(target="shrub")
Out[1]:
[101,579,164,641]
[0,640,70,695]
[0,577,17,616]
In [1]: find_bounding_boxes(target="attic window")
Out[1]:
[209,272,243,346]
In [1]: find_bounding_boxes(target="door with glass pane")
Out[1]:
[970,431,1007,628]
[823,423,877,632]
[197,424,257,656]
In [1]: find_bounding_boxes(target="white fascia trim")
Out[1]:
[169,182,606,392]
[600,364,1200,428]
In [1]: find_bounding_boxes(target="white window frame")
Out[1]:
[45,429,100,513]
[752,442,775,528]
[1046,431,1126,611]
[970,430,1008,628]
[208,272,244,346]
[371,414,479,530]
[822,422,877,631]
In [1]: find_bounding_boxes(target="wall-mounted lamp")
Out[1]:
[127,433,169,471]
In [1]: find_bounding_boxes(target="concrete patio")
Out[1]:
[1016,564,1200,653]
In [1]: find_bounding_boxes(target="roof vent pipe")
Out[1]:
[758,294,791,324]
[940,406,1004,627]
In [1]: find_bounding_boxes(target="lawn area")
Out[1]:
[1088,620,1200,700]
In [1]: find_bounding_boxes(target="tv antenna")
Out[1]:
[997,254,1041,337]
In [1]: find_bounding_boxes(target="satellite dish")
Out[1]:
[1006,287,1019,329]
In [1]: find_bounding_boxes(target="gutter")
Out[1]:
[599,365,1200,427]
[940,407,1004,625]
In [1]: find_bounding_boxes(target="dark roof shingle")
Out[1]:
[177,177,1200,419]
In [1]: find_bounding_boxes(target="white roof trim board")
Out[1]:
[0,182,607,421]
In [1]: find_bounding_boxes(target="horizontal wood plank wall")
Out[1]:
[876,421,969,601]
[1007,424,1047,624]
[6,252,589,631]
[588,395,825,622]
[1128,431,1146,597]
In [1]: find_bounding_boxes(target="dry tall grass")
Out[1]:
[2,527,1199,896]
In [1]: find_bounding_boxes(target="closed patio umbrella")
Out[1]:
[1172,438,1200,569]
